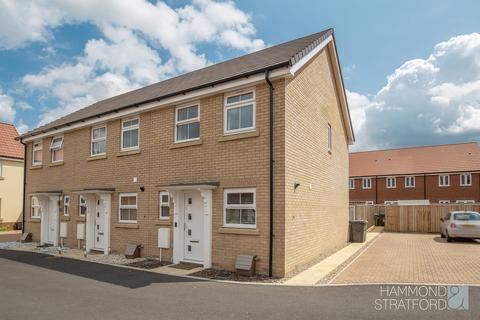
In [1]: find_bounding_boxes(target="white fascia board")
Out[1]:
[23,67,290,143]
[0,156,24,162]
[289,35,332,76]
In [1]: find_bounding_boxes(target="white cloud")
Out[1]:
[2,0,264,127]
[0,93,15,122]
[348,33,480,151]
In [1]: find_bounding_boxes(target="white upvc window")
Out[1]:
[63,196,70,216]
[439,200,450,204]
[365,201,374,205]
[456,200,475,204]
[91,126,107,156]
[349,178,355,189]
[405,176,415,188]
[31,196,41,218]
[159,192,170,219]
[121,118,139,151]
[175,104,200,142]
[386,177,396,188]
[79,195,87,217]
[362,178,371,189]
[224,188,256,228]
[32,141,43,166]
[224,90,255,134]
[119,193,137,223]
[50,136,64,163]
[439,174,450,187]
[327,123,332,152]
[460,173,472,186]
[384,200,398,205]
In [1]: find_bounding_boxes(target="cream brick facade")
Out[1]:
[24,44,351,277]
[0,159,24,228]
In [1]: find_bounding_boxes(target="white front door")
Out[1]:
[183,192,204,262]
[47,198,57,244]
[94,196,105,250]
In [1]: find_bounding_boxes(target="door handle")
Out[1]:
[190,240,199,243]
[98,232,104,235]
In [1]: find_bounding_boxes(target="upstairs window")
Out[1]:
[32,141,43,166]
[405,176,415,188]
[175,105,200,142]
[91,126,107,156]
[119,193,137,223]
[362,178,371,189]
[79,195,87,217]
[224,188,256,228]
[349,178,355,189]
[159,192,170,219]
[31,196,41,218]
[121,118,139,151]
[63,196,70,216]
[224,91,255,134]
[386,177,396,188]
[439,174,450,187]
[50,136,64,163]
[460,173,472,186]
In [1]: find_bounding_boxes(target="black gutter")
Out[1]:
[265,70,274,278]
[22,62,291,139]
[19,139,27,233]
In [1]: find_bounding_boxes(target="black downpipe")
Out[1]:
[20,139,27,233]
[265,70,274,278]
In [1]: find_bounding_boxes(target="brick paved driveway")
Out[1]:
[332,232,480,284]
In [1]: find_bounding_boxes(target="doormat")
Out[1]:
[168,262,202,270]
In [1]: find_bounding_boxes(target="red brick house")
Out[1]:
[349,142,480,204]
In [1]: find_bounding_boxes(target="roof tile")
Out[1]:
[0,122,24,159]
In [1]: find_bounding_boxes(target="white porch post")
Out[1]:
[84,194,95,252]
[39,197,48,245]
[170,191,182,264]
[48,195,60,247]
[100,193,111,255]
[199,189,213,268]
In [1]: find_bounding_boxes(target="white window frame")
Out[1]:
[456,200,475,204]
[50,136,64,163]
[386,177,396,189]
[174,104,200,143]
[362,178,372,189]
[32,140,43,166]
[224,90,256,135]
[223,188,256,229]
[327,123,332,152]
[79,195,87,217]
[349,178,355,190]
[365,201,374,205]
[384,201,398,205]
[63,196,70,216]
[119,193,138,224]
[405,176,415,188]
[121,118,140,151]
[438,174,450,187]
[460,173,472,186]
[31,196,41,218]
[159,192,170,220]
[438,200,450,204]
[91,125,107,156]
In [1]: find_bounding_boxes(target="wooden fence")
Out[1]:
[350,204,480,233]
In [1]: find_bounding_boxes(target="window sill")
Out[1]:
[170,139,202,149]
[60,216,70,221]
[30,165,43,170]
[28,219,41,223]
[218,227,259,235]
[117,149,140,157]
[218,129,259,142]
[49,161,64,167]
[76,217,86,222]
[154,220,171,226]
[115,223,139,229]
[87,154,107,161]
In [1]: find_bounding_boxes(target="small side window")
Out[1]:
[159,192,170,219]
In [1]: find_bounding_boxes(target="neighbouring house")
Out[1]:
[0,122,24,230]
[349,142,480,205]
[19,28,354,277]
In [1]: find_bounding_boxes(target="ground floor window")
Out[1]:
[438,200,450,204]
[119,193,137,223]
[31,196,41,218]
[456,200,475,204]
[224,188,256,228]
[159,192,170,219]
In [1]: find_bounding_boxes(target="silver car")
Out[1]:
[440,211,480,242]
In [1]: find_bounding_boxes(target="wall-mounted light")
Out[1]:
[294,182,300,191]
[140,186,145,192]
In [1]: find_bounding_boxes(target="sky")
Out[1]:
[0,0,479,151]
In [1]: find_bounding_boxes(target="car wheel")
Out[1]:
[446,231,453,242]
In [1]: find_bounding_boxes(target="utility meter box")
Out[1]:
[76,223,85,240]
[60,222,68,238]
[158,228,170,249]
